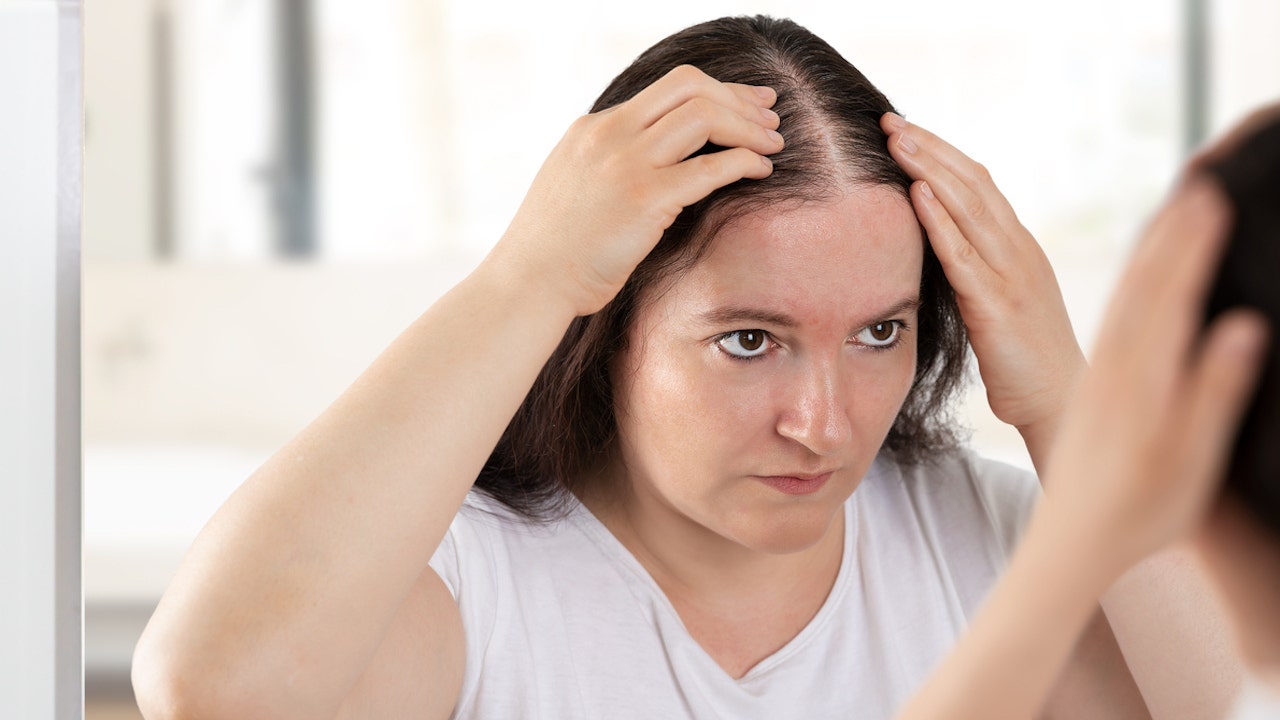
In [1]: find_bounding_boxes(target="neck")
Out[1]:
[582,473,846,679]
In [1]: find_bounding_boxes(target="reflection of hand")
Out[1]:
[880,112,1085,442]
[1045,177,1267,576]
[894,162,1268,720]
[490,65,785,317]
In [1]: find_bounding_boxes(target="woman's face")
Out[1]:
[612,185,924,554]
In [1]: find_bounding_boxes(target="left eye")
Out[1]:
[855,321,900,348]
[717,330,771,358]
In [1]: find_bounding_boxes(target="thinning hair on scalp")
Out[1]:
[476,15,970,519]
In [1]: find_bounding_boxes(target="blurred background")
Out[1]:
[82,0,1279,717]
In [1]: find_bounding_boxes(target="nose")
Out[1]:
[775,358,853,456]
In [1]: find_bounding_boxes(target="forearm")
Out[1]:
[1099,546,1244,719]
[133,256,578,719]
[1015,370,1244,717]
[898,505,1116,720]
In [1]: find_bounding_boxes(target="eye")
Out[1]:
[717,330,771,359]
[854,321,901,348]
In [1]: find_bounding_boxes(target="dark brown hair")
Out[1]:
[476,15,969,518]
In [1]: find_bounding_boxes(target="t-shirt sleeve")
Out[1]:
[427,522,462,600]
[425,496,503,716]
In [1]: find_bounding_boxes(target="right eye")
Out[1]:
[716,330,771,359]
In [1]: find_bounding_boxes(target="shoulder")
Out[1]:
[452,489,579,543]
[430,490,585,593]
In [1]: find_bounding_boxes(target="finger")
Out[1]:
[909,180,1000,298]
[1120,178,1232,319]
[623,64,778,132]
[893,143,1021,273]
[1173,309,1270,510]
[644,97,784,166]
[724,83,780,124]
[883,123,1022,272]
[660,147,773,208]
[882,114,1022,228]
[1098,179,1233,352]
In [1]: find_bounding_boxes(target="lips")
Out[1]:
[753,471,834,496]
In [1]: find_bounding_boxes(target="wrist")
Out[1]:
[1015,356,1088,477]
[475,240,585,326]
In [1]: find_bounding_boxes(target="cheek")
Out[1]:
[620,348,756,440]
[848,341,919,432]
[614,348,776,487]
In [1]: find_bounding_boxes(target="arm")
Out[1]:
[130,65,785,720]
[880,112,1257,717]
[131,262,576,720]
[898,175,1268,720]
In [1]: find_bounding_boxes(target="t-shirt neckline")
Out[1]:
[565,475,865,685]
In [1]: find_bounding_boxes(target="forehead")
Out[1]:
[653,186,924,322]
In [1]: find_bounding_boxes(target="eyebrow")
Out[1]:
[697,297,922,330]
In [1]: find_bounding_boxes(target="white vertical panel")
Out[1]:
[0,1,82,718]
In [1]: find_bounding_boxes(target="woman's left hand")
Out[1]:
[881,112,1086,455]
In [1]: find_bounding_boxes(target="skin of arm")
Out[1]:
[130,65,785,720]
[895,175,1269,720]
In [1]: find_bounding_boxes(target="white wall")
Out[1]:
[0,0,82,717]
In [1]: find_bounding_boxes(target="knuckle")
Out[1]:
[667,64,707,86]
[569,113,609,149]
[950,236,979,265]
[697,151,728,179]
[963,194,989,221]
[567,113,598,139]
[619,173,658,209]
[970,162,993,185]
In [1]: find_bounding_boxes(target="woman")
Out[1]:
[134,15,1201,719]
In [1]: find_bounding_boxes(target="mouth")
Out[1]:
[753,471,834,496]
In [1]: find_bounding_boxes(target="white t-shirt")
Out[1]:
[1230,679,1280,720]
[428,449,1040,719]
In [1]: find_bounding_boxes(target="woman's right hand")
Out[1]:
[490,64,785,317]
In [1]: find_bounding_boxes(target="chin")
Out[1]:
[729,502,842,555]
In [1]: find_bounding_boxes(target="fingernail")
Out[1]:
[919,181,934,199]
[760,107,780,124]
[884,112,907,131]
[898,134,917,154]
[767,129,784,146]
[754,86,776,101]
